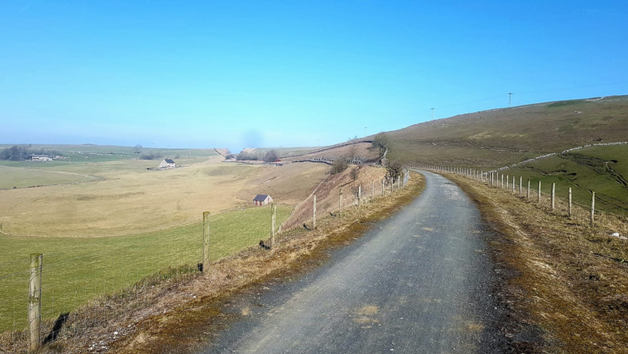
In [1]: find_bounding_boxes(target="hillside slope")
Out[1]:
[386,96,628,167]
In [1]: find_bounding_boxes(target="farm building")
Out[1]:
[31,155,52,162]
[253,194,273,206]
[158,159,176,169]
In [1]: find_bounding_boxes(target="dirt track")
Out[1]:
[201,171,500,353]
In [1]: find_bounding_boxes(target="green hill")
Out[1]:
[383,95,628,215]
[386,96,628,168]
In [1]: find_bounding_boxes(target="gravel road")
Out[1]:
[202,171,499,353]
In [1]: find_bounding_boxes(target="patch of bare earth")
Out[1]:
[0,172,424,354]
[447,173,628,354]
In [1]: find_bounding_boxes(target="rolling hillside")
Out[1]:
[386,95,628,168]
[382,95,628,215]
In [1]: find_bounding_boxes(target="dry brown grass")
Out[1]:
[279,165,387,232]
[282,142,379,162]
[0,160,328,238]
[447,173,628,353]
[1,172,424,354]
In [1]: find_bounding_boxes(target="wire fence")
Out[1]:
[1,167,411,352]
[413,165,628,236]
[0,204,287,351]
[279,170,407,232]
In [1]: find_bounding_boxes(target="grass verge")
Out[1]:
[0,172,424,354]
[446,173,628,353]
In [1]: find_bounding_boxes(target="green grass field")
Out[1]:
[0,204,291,333]
[503,144,628,215]
[0,166,97,189]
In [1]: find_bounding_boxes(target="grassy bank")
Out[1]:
[446,172,628,353]
[503,144,628,216]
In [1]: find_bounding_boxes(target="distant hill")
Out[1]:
[385,95,628,168]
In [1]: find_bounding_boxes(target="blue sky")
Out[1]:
[1,1,627,152]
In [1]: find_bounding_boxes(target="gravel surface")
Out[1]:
[201,171,500,353]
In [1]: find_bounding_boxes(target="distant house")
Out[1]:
[31,155,52,162]
[253,194,273,206]
[158,159,176,169]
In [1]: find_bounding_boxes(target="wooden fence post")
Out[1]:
[512,176,515,193]
[527,179,530,199]
[568,188,572,217]
[358,185,362,207]
[271,204,277,248]
[519,176,523,195]
[538,181,542,203]
[551,183,556,211]
[339,189,343,217]
[382,180,385,196]
[313,195,317,229]
[506,175,509,189]
[29,253,43,353]
[372,180,375,199]
[202,212,210,272]
[591,191,595,225]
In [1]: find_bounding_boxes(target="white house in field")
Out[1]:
[158,159,176,169]
[253,194,273,206]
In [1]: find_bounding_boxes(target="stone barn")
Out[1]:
[253,194,273,206]
[158,159,176,169]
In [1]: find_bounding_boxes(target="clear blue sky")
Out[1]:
[2,1,627,152]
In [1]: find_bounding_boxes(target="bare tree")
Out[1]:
[386,160,403,182]
[371,132,389,159]
[263,150,279,163]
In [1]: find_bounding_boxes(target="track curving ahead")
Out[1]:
[202,171,498,354]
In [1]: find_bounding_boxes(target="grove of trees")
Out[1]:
[0,146,60,161]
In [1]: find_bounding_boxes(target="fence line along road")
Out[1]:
[1,168,412,353]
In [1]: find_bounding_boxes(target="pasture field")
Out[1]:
[0,144,331,333]
[503,144,628,215]
[0,165,98,189]
[0,157,328,237]
[0,204,292,333]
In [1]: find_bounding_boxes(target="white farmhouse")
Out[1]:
[158,159,176,169]
[253,194,273,206]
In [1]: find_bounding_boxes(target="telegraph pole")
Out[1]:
[431,108,434,120]
[508,93,513,107]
